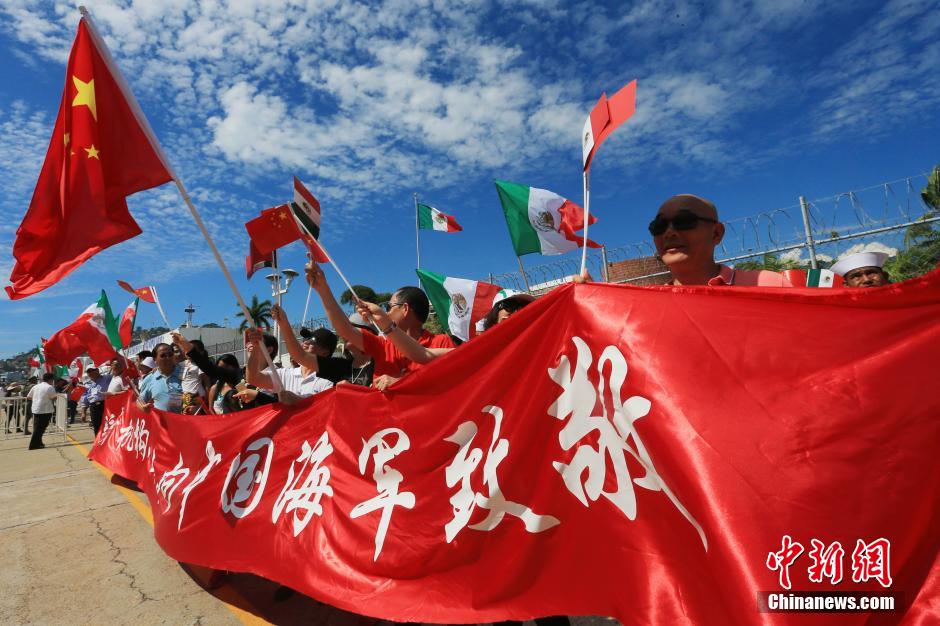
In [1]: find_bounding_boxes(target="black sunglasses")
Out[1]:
[383,301,404,312]
[496,300,526,314]
[648,212,718,236]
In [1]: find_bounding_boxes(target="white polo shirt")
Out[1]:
[27,382,58,414]
[265,366,333,398]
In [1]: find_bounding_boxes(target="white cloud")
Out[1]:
[835,241,899,260]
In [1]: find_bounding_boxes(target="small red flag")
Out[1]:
[118,297,139,348]
[582,79,637,171]
[117,279,156,303]
[246,243,275,280]
[6,18,173,299]
[245,204,302,255]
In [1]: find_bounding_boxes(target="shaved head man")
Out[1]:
[650,195,793,287]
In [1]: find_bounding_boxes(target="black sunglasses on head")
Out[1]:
[648,212,718,236]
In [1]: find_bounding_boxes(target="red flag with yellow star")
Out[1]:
[244,204,303,255]
[5,17,173,300]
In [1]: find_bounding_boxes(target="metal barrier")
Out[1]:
[2,395,75,444]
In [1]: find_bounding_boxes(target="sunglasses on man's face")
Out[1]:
[383,301,404,312]
[648,212,718,236]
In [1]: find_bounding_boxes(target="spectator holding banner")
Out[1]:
[137,343,185,413]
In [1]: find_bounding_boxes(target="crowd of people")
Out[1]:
[11,194,894,455]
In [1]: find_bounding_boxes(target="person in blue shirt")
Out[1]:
[83,366,112,434]
[137,343,185,413]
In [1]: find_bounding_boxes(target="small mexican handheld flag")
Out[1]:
[495,180,600,256]
[27,343,44,369]
[43,290,122,366]
[119,297,139,348]
[782,268,842,288]
[416,269,501,342]
[417,203,462,233]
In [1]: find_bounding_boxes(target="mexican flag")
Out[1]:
[782,269,842,288]
[119,297,139,348]
[495,180,600,256]
[417,203,462,232]
[27,343,44,369]
[416,269,502,342]
[43,290,122,366]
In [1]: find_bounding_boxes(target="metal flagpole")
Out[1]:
[580,169,591,277]
[301,285,313,328]
[414,192,421,270]
[798,196,819,270]
[79,7,283,393]
[516,256,531,292]
[272,250,282,363]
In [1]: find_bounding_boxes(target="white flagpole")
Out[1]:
[79,7,283,393]
[301,285,312,328]
[414,192,421,270]
[150,287,171,328]
[309,239,382,333]
[580,168,591,277]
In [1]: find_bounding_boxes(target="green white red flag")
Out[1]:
[43,290,122,366]
[119,297,139,348]
[416,269,501,341]
[417,203,462,232]
[783,269,842,288]
[495,180,599,256]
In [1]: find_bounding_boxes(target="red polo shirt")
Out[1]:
[360,329,455,379]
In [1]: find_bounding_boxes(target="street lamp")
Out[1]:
[265,268,299,363]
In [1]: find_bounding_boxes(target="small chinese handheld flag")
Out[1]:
[116,279,157,303]
[245,204,302,255]
[5,17,173,299]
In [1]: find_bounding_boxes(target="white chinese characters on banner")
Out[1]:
[548,336,707,550]
[179,441,222,530]
[155,454,190,514]
[350,428,415,561]
[272,432,334,537]
[221,437,273,519]
[444,405,560,542]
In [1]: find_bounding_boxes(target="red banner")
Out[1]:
[88,276,940,624]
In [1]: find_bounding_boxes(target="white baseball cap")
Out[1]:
[491,288,535,309]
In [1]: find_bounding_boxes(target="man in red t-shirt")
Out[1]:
[306,262,454,391]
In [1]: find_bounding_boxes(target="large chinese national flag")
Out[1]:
[5,18,173,300]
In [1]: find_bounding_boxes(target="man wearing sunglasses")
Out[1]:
[306,262,454,391]
[650,195,794,286]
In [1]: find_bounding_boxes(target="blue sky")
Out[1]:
[0,0,938,357]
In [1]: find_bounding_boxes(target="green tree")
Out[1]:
[888,165,940,282]
[733,253,811,272]
[339,285,394,307]
[423,311,445,335]
[235,295,274,331]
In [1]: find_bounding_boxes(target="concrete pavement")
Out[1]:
[0,424,617,626]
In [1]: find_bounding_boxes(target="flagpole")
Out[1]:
[580,169,591,277]
[150,288,171,328]
[414,192,421,270]
[301,285,312,328]
[272,250,281,363]
[516,256,531,292]
[79,7,282,393]
[310,240,382,333]
[170,179,283,392]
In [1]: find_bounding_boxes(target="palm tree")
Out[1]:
[235,295,273,331]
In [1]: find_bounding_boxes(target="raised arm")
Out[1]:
[244,329,278,391]
[271,304,318,370]
[355,301,453,365]
[172,332,241,387]
[307,261,365,351]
